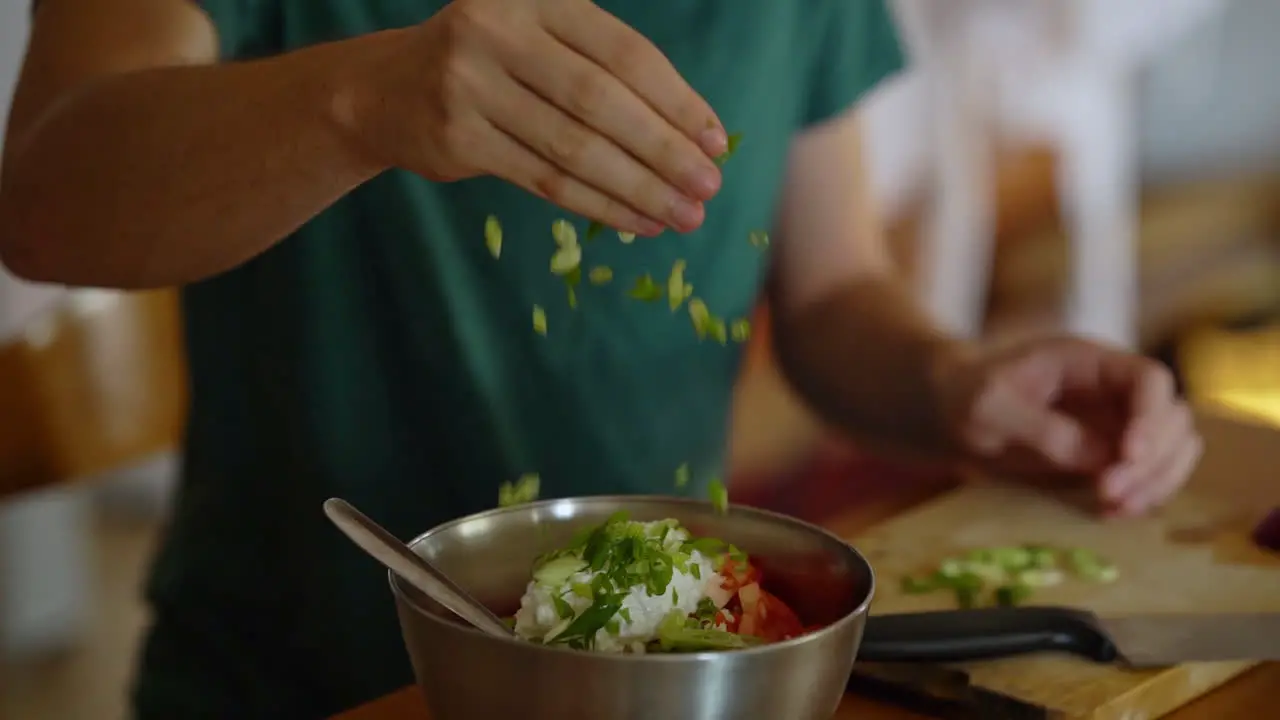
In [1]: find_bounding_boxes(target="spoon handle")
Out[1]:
[324,498,512,638]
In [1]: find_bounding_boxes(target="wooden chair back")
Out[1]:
[0,290,187,500]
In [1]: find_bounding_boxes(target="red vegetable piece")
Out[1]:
[734,583,804,642]
[718,557,762,593]
[755,589,804,641]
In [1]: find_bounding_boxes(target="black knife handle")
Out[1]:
[857,607,1119,664]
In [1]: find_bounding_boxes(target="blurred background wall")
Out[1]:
[2,0,1280,718]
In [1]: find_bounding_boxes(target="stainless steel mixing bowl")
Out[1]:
[390,496,876,720]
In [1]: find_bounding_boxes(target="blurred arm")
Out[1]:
[768,110,968,457]
[0,0,381,288]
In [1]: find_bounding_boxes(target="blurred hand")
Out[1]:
[936,337,1202,517]
[343,0,725,235]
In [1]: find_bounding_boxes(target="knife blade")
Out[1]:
[856,607,1280,668]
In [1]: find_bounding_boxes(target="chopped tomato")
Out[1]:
[718,557,762,593]
[713,609,740,633]
[736,582,804,642]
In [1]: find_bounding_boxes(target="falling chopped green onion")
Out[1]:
[617,230,636,244]
[708,317,728,345]
[708,478,728,514]
[550,244,582,275]
[688,298,711,339]
[532,305,547,335]
[563,266,582,309]
[730,318,751,343]
[552,219,578,248]
[748,230,769,249]
[628,274,664,302]
[588,266,613,285]
[667,260,690,311]
[674,463,690,489]
[484,215,503,258]
[498,473,541,507]
[714,131,744,167]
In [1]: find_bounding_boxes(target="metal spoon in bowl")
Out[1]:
[323,498,513,639]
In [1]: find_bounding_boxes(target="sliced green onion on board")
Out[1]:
[617,230,636,244]
[748,230,769,249]
[485,215,503,258]
[897,544,1119,608]
[585,221,605,242]
[730,318,751,343]
[674,463,690,489]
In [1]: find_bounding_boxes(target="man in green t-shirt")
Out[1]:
[0,1,1201,717]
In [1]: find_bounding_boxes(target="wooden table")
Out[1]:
[335,409,1280,720]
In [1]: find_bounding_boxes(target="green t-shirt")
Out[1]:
[133,2,903,718]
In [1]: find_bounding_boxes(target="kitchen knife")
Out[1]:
[856,607,1280,668]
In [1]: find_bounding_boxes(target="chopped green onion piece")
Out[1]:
[563,266,582,308]
[588,266,613,285]
[730,318,751,343]
[708,478,729,514]
[585,221,605,242]
[532,306,547,336]
[667,260,689,311]
[708,317,728,345]
[674,463,690,489]
[484,215,503,258]
[900,575,939,594]
[714,131,744,166]
[995,583,1033,607]
[617,230,636,244]
[748,230,769,249]
[534,555,586,586]
[955,585,978,609]
[552,219,579,248]
[688,298,712,339]
[498,473,541,507]
[552,594,575,619]
[627,274,664,302]
[1016,568,1065,588]
[550,244,582,275]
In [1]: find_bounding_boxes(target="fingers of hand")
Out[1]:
[478,73,677,233]
[966,373,1109,472]
[543,1,727,156]
[1107,427,1203,517]
[478,123,663,236]
[1117,360,1179,460]
[506,37,716,229]
[1100,401,1200,513]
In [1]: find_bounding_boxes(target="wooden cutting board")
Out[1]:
[848,479,1280,720]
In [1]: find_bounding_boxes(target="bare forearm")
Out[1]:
[773,275,968,457]
[0,38,383,288]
